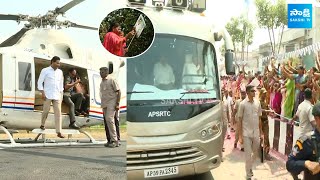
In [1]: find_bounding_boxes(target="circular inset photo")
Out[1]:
[99,8,155,58]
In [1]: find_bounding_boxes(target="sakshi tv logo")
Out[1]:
[287,4,312,28]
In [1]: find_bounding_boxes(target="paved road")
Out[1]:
[0,141,126,180]
[177,130,295,180]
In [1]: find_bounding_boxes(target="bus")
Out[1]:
[126,0,234,179]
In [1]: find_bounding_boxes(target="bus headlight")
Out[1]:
[210,123,220,135]
[199,123,220,139]
[201,130,207,138]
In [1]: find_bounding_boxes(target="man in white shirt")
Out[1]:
[292,88,315,137]
[153,55,175,90]
[234,90,246,151]
[222,89,231,140]
[182,54,203,90]
[228,91,235,131]
[238,85,262,179]
[37,56,65,138]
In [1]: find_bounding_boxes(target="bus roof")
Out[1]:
[137,7,216,43]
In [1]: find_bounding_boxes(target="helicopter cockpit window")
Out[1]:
[18,62,32,91]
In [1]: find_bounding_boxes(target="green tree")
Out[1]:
[226,17,242,61]
[226,15,254,69]
[245,21,254,61]
[99,8,154,57]
[255,0,287,56]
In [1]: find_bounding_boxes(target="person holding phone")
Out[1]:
[62,68,85,129]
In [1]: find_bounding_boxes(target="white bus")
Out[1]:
[126,0,234,179]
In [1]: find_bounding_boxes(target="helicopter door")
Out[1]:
[14,54,35,111]
[87,70,103,120]
[1,54,16,110]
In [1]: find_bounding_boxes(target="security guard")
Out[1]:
[286,102,320,180]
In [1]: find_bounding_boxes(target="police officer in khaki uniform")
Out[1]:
[238,85,262,179]
[99,67,121,148]
[259,88,273,160]
[286,102,320,180]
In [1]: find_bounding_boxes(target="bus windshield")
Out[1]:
[127,34,220,103]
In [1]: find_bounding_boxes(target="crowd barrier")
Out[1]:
[267,113,301,160]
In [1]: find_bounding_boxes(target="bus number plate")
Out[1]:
[144,166,178,178]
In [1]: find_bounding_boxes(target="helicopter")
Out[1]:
[0,0,127,147]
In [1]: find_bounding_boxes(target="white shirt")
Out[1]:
[296,100,314,136]
[182,62,204,89]
[238,98,262,138]
[227,96,234,117]
[153,62,175,85]
[37,66,64,100]
[222,96,229,122]
[234,99,242,121]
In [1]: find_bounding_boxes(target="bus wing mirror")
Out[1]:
[108,63,113,74]
[190,0,206,13]
[225,50,235,75]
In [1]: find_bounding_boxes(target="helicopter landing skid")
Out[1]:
[0,126,107,148]
[0,125,17,145]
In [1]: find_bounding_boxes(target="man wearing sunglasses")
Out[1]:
[238,85,263,180]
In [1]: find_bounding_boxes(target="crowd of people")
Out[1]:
[221,58,320,179]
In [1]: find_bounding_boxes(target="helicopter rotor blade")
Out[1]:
[0,14,21,21]
[0,28,30,47]
[54,0,85,14]
[70,22,98,30]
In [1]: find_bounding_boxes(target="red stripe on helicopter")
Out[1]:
[89,110,103,114]
[2,101,34,105]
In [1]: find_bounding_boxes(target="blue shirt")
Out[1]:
[286,129,320,179]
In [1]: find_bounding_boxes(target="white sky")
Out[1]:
[205,0,271,51]
[0,0,317,52]
[0,0,124,50]
[0,0,266,51]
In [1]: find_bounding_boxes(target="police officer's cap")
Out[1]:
[312,102,320,117]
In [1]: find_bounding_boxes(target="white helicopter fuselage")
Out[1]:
[0,28,126,131]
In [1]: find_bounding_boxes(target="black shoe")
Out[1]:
[104,142,111,147]
[265,154,273,161]
[75,110,81,116]
[249,169,253,177]
[115,141,120,147]
[81,111,88,116]
[40,125,45,130]
[241,148,244,151]
[107,141,117,148]
[69,122,80,129]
